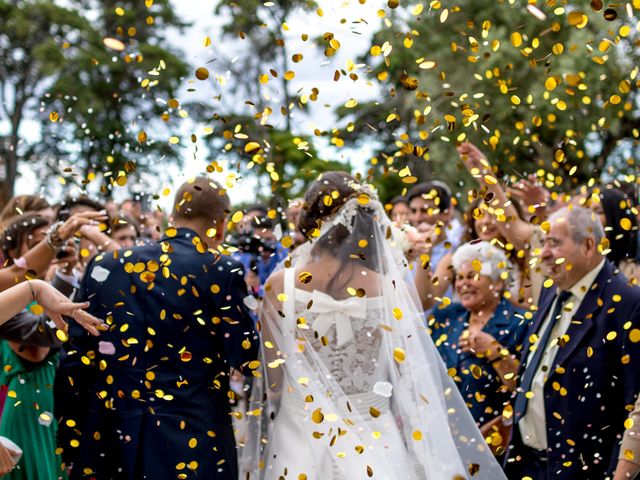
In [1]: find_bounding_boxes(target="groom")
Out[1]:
[55,177,259,479]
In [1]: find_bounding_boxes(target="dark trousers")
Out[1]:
[504,426,549,480]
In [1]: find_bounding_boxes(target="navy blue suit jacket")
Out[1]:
[509,261,640,479]
[55,228,258,479]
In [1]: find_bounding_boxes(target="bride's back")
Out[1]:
[265,258,388,397]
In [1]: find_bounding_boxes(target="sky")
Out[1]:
[7,0,386,211]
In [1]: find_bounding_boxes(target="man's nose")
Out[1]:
[540,243,551,260]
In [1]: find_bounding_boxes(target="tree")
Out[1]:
[38,0,189,197]
[0,1,93,203]
[195,0,346,207]
[338,0,640,200]
[203,113,349,206]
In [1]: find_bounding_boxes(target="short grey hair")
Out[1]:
[548,206,605,245]
[451,241,511,282]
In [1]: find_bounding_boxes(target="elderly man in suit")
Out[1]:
[505,206,640,479]
[55,177,259,479]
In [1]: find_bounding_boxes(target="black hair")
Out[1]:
[1,214,49,260]
[389,195,409,207]
[598,187,639,265]
[299,171,380,298]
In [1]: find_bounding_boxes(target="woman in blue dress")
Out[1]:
[427,241,528,433]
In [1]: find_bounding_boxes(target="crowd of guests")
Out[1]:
[0,195,160,478]
[0,140,636,479]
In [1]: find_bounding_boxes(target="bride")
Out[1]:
[240,171,506,479]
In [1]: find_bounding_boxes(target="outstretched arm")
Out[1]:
[457,142,535,251]
[414,252,454,310]
[0,279,102,335]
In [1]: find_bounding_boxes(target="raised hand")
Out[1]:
[56,211,108,242]
[457,142,491,176]
[31,280,105,336]
[507,176,550,207]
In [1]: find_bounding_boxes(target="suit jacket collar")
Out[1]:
[160,227,198,242]
[550,260,614,373]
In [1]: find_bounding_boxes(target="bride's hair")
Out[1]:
[298,171,358,238]
[298,171,379,278]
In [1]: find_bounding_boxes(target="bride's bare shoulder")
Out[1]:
[264,269,286,299]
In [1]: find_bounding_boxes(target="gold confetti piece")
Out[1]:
[357,194,370,205]
[526,4,546,20]
[56,329,69,342]
[49,111,59,123]
[629,329,640,343]
[244,142,261,154]
[419,60,436,70]
[203,36,211,47]
[345,99,358,108]
[103,37,125,51]
[620,218,632,231]
[511,32,522,48]
[195,67,209,80]
[312,408,324,424]
[567,11,588,27]
[29,303,44,315]
[393,348,406,364]
[137,131,147,143]
[544,77,558,90]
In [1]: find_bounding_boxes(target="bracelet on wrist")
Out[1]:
[46,222,66,251]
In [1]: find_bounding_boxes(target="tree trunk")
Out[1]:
[0,129,19,205]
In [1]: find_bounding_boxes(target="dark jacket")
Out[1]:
[508,261,640,479]
[55,228,259,479]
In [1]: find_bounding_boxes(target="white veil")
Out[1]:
[239,181,506,479]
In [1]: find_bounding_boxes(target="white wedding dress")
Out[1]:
[264,274,414,480]
[240,197,506,480]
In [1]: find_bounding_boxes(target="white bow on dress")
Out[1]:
[308,290,367,346]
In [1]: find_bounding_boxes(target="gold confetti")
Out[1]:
[393,348,406,363]
[103,37,125,51]
[195,67,209,80]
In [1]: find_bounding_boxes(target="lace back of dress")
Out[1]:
[283,267,387,398]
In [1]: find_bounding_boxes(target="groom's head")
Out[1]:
[171,176,230,245]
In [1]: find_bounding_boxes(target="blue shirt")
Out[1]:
[428,299,527,425]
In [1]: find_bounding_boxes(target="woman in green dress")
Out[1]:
[0,214,66,479]
[0,341,66,480]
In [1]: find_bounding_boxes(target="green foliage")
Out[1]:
[199,0,345,204]
[338,0,640,200]
[0,0,94,200]
[37,0,189,197]
[205,114,349,206]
